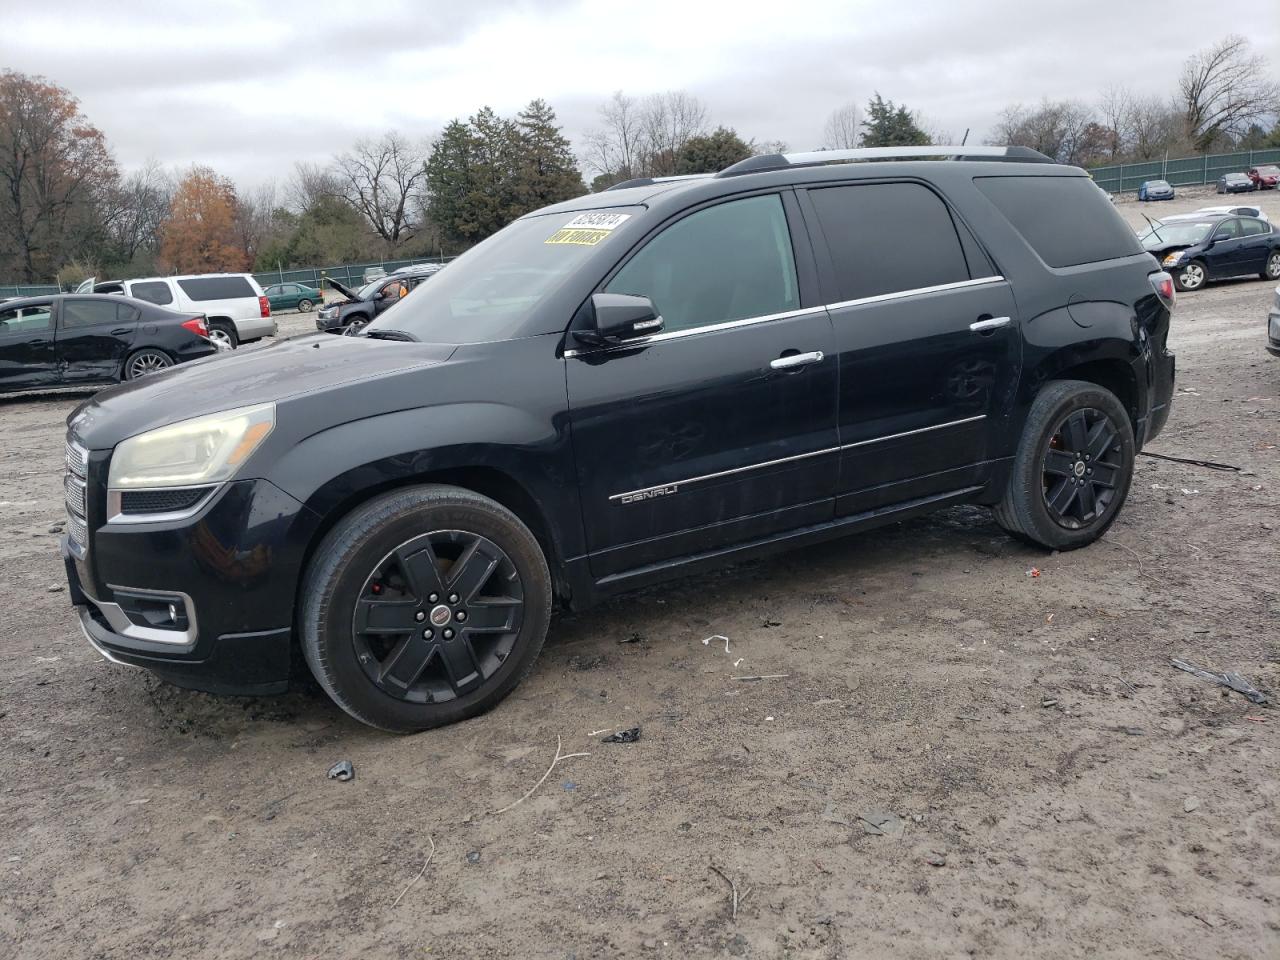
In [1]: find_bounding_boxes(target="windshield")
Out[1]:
[356,278,386,299]
[365,208,637,343]
[1149,180,1170,189]
[1137,219,1215,247]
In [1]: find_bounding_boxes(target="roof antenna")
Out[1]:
[960,128,969,146]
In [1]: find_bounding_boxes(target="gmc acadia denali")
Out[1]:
[61,145,1175,732]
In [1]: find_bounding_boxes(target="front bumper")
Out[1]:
[1267,308,1280,358]
[62,476,322,695]
[315,310,346,333]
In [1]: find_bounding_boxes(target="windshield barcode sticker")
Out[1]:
[546,212,630,246]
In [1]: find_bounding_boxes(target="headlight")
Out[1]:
[1162,252,1183,265]
[108,403,275,489]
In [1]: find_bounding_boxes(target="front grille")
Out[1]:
[67,513,88,551]
[65,476,86,516]
[64,438,89,551]
[119,487,211,515]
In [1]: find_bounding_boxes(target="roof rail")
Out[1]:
[716,145,1055,178]
[604,173,715,191]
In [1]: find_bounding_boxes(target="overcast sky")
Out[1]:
[3,0,1278,187]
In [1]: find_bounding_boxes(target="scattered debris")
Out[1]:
[1244,716,1267,724]
[702,634,730,653]
[1115,726,1145,736]
[618,632,643,644]
[1140,451,1241,472]
[587,727,613,737]
[562,780,577,791]
[1171,659,1269,705]
[732,674,789,682]
[709,862,752,920]
[762,619,782,628]
[493,736,589,814]
[858,811,905,839]
[1040,699,1058,708]
[925,852,947,867]
[600,727,640,744]
[733,658,744,668]
[1183,797,1200,813]
[466,850,481,864]
[821,802,850,825]
[45,584,63,593]
[326,760,355,782]
[391,836,436,908]
[1027,567,1041,578]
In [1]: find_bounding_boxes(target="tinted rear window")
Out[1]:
[130,280,173,305]
[176,276,255,301]
[808,182,973,301]
[975,176,1144,268]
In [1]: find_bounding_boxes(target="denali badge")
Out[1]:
[619,485,678,504]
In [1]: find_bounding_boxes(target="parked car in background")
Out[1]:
[1247,165,1279,189]
[0,294,218,393]
[362,266,387,283]
[61,145,1176,732]
[1138,179,1175,201]
[1216,172,1256,194]
[1192,204,1269,222]
[315,265,440,334]
[263,282,323,313]
[1267,285,1280,358]
[76,274,273,350]
[1138,214,1280,291]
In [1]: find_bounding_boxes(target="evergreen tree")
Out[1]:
[675,126,753,173]
[859,93,930,147]
[514,99,584,209]
[425,120,480,246]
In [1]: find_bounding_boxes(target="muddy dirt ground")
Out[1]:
[2,194,1278,958]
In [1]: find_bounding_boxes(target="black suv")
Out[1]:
[315,264,443,335]
[61,145,1176,732]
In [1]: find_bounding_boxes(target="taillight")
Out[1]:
[259,295,271,318]
[1149,271,1175,309]
[181,317,209,337]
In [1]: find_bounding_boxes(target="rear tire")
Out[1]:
[208,321,238,350]
[123,348,174,380]
[297,299,314,312]
[299,485,552,733]
[1262,251,1280,281]
[992,380,1135,551]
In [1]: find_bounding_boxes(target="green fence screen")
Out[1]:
[1089,148,1280,194]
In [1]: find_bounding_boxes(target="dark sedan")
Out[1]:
[0,294,219,393]
[1217,172,1257,194]
[1138,215,1280,291]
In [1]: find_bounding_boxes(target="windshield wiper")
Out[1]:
[362,328,419,342]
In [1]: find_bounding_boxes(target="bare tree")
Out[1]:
[583,91,645,181]
[641,91,709,176]
[823,102,861,149]
[1179,35,1280,150]
[754,139,789,156]
[100,159,172,262]
[1128,94,1185,160]
[233,180,281,268]
[286,161,340,215]
[334,133,429,247]
[991,99,1098,164]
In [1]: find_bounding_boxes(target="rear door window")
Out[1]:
[61,299,121,329]
[129,281,173,305]
[1213,220,1242,241]
[806,182,972,301]
[1239,218,1269,237]
[975,176,1144,268]
[176,276,255,301]
[604,194,799,333]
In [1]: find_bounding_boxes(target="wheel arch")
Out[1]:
[1032,356,1140,432]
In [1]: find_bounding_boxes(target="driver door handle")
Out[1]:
[969,316,1011,333]
[770,350,824,371]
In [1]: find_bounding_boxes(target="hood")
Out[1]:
[68,333,456,449]
[326,278,360,300]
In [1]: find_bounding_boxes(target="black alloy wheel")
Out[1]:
[1040,407,1124,530]
[342,318,367,336]
[352,530,524,704]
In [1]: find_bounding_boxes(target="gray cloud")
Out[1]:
[3,0,1276,186]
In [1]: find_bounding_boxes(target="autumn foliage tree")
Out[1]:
[159,166,245,273]
[0,70,117,281]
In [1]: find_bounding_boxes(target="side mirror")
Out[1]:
[574,293,663,347]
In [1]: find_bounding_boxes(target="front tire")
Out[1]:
[993,380,1135,551]
[342,317,368,336]
[1173,260,1207,292]
[299,485,552,733]
[1262,250,1280,281]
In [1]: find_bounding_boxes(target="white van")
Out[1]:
[75,273,275,349]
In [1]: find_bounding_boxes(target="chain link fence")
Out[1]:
[1088,148,1280,195]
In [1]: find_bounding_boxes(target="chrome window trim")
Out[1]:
[564,277,1007,358]
[106,484,220,525]
[608,415,987,502]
